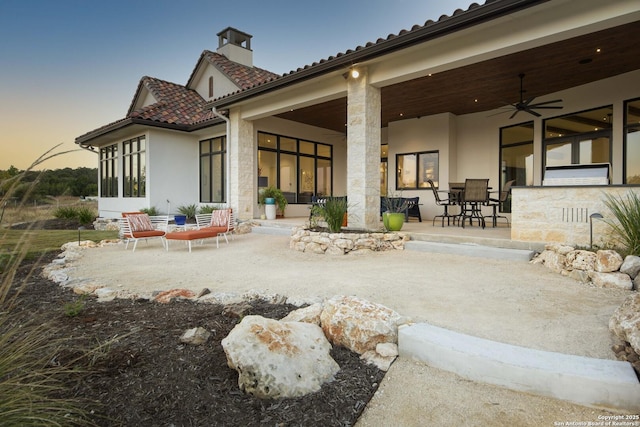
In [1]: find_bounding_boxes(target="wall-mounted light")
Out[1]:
[342,66,361,80]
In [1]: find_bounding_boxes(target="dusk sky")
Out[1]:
[0,0,473,171]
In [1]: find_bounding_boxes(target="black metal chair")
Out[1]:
[484,180,515,227]
[459,178,489,228]
[427,179,456,226]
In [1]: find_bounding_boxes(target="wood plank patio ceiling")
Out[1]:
[276,21,640,134]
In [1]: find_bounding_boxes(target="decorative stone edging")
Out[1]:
[531,244,639,290]
[289,226,409,255]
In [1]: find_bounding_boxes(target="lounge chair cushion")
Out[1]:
[210,209,229,227]
[165,226,226,241]
[127,214,154,232]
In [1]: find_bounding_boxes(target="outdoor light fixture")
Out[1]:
[350,69,360,79]
[589,212,603,248]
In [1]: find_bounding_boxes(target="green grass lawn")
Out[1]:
[0,229,119,273]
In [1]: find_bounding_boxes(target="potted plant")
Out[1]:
[382,195,408,231]
[258,186,288,219]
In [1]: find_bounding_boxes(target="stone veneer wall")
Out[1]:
[511,186,640,247]
[290,227,408,255]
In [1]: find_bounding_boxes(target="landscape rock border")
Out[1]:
[289,226,409,255]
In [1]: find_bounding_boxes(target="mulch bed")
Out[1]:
[5,219,386,426]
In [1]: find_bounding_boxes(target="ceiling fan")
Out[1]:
[501,73,563,119]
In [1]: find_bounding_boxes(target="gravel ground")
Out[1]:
[63,231,635,425]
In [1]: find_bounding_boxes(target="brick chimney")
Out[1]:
[217,27,253,67]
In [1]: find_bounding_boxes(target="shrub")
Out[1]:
[602,191,640,256]
[53,205,96,225]
[63,295,87,317]
[177,204,198,219]
[76,206,96,225]
[198,205,217,214]
[140,206,159,216]
[53,206,78,220]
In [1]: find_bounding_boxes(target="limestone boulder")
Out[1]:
[320,295,402,355]
[589,271,633,290]
[566,250,596,272]
[154,289,195,303]
[180,327,211,345]
[609,293,640,355]
[221,315,339,399]
[280,303,323,325]
[545,243,575,255]
[620,255,640,279]
[543,250,567,273]
[595,250,624,273]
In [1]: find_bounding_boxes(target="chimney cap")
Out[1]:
[217,27,252,50]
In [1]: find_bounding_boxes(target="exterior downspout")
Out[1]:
[211,107,230,208]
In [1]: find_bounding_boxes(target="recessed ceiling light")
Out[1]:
[596,48,601,53]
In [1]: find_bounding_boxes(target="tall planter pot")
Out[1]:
[383,212,405,231]
[264,197,276,220]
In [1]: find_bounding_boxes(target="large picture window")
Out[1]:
[543,106,612,170]
[396,151,439,189]
[200,136,226,203]
[624,98,640,184]
[258,132,332,203]
[100,144,118,198]
[123,136,146,198]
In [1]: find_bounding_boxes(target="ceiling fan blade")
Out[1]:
[523,108,542,117]
[528,99,563,107]
[529,105,564,110]
[509,110,520,119]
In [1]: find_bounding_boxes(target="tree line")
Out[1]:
[0,166,98,201]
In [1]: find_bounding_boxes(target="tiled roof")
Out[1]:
[128,77,214,125]
[201,50,280,90]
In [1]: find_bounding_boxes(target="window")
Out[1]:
[200,136,226,203]
[258,132,332,203]
[100,144,118,197]
[123,136,146,198]
[208,76,214,98]
[396,151,439,190]
[499,122,533,212]
[543,106,612,170]
[624,98,640,184]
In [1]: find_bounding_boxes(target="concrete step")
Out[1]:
[399,323,640,412]
[404,240,535,261]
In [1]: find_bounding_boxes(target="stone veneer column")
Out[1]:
[347,67,381,230]
[228,109,255,220]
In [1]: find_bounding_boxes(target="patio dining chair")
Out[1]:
[427,179,456,227]
[484,180,515,227]
[459,178,489,229]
